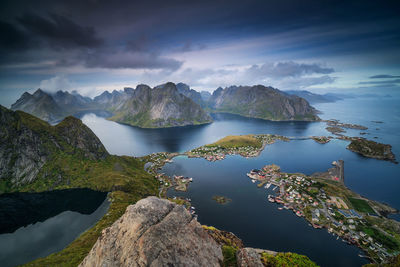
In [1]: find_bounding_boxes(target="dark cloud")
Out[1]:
[369,74,400,79]
[245,62,334,79]
[84,50,182,70]
[175,41,207,52]
[0,20,31,50]
[359,79,400,85]
[17,13,103,49]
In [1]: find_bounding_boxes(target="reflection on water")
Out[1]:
[0,189,109,267]
[81,113,325,156]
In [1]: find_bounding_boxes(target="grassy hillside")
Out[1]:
[207,135,263,149]
[1,106,158,266]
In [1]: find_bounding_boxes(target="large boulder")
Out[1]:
[80,197,223,267]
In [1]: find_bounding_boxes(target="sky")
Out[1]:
[1,0,400,106]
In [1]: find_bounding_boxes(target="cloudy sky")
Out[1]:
[1,0,399,106]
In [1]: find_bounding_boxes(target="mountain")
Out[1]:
[200,90,212,101]
[109,82,212,128]
[208,85,319,121]
[0,105,108,187]
[285,90,342,104]
[11,83,319,127]
[175,82,204,106]
[10,89,65,122]
[11,84,212,128]
[52,90,93,110]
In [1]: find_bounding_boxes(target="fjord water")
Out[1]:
[82,96,400,266]
[0,189,109,267]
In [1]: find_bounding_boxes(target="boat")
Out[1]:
[252,179,256,183]
[266,183,271,189]
[278,207,283,210]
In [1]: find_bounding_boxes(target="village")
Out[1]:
[186,134,290,161]
[246,162,399,264]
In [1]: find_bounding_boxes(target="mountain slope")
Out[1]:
[109,82,212,128]
[208,85,319,121]
[11,89,65,122]
[0,105,158,266]
[175,82,204,106]
[0,105,108,187]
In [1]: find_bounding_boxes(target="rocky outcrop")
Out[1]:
[208,85,319,121]
[236,248,277,267]
[0,106,108,186]
[80,197,223,267]
[109,82,212,128]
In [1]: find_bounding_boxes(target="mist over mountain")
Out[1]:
[284,90,342,104]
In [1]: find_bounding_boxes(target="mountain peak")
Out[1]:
[124,87,134,94]
[33,88,46,96]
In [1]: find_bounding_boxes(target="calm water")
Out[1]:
[81,96,400,266]
[0,189,109,267]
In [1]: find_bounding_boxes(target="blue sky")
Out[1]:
[1,0,399,106]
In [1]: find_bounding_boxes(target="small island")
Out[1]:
[326,126,346,135]
[187,134,289,161]
[324,119,368,136]
[311,136,332,144]
[347,138,397,163]
[212,195,232,204]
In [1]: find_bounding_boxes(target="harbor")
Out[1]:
[246,161,398,264]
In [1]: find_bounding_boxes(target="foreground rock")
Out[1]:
[79,197,223,267]
[236,248,276,267]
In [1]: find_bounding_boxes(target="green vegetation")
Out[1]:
[347,138,396,162]
[260,252,319,267]
[207,135,262,149]
[24,190,155,267]
[364,254,400,267]
[212,195,232,204]
[1,108,159,266]
[19,154,158,266]
[20,155,158,267]
[202,224,244,266]
[348,197,375,213]
[222,245,238,267]
[358,226,400,252]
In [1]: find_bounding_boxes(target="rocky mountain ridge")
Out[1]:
[109,82,212,128]
[208,85,319,121]
[0,105,108,186]
[11,82,320,128]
